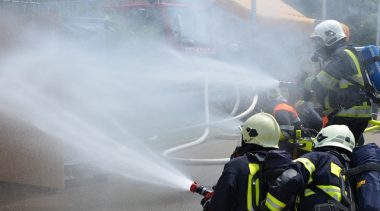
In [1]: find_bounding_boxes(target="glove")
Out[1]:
[200,197,211,211]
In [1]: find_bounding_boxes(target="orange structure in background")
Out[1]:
[213,0,315,33]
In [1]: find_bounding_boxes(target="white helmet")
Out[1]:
[310,20,347,48]
[241,113,281,148]
[314,125,355,152]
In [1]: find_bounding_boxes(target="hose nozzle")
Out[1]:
[279,80,296,87]
[190,182,213,199]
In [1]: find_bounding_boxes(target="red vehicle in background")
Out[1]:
[104,0,215,55]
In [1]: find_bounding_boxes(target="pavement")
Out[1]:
[0,131,379,211]
[0,135,238,211]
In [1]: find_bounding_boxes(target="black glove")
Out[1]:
[201,197,211,211]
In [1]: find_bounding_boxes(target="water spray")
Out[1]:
[190,182,213,199]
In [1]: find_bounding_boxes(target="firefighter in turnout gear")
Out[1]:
[264,125,356,211]
[305,20,371,145]
[202,113,289,211]
[230,89,300,159]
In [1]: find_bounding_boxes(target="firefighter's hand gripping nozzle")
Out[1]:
[190,182,214,199]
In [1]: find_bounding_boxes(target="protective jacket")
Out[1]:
[265,150,351,211]
[308,44,371,119]
[209,148,285,211]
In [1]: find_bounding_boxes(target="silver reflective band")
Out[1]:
[266,197,284,210]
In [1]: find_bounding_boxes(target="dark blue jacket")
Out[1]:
[209,151,267,211]
[209,149,291,211]
[265,150,349,211]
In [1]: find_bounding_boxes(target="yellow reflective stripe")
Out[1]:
[255,178,260,206]
[331,162,342,177]
[304,185,342,201]
[317,71,339,89]
[324,101,371,117]
[247,163,259,210]
[265,192,286,211]
[294,158,315,183]
[295,196,300,211]
[304,188,315,197]
[318,185,342,201]
[344,49,364,86]
[339,79,350,88]
[294,100,304,107]
[298,139,313,152]
[336,105,371,118]
[323,97,334,115]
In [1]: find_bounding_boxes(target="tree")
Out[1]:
[285,0,378,45]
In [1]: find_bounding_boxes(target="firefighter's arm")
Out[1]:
[208,164,238,211]
[265,158,315,210]
[265,168,300,210]
[307,55,347,92]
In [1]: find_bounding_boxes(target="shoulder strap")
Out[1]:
[339,47,368,88]
[335,47,377,105]
[254,153,265,209]
[246,153,265,210]
[344,162,380,177]
[362,55,380,66]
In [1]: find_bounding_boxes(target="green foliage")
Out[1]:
[285,0,379,45]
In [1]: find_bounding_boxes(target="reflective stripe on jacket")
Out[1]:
[316,48,370,118]
[247,163,260,210]
[265,151,347,211]
[209,151,267,211]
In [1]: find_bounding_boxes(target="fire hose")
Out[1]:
[162,79,258,165]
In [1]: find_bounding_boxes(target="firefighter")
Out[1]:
[305,20,371,146]
[294,90,323,135]
[202,113,284,211]
[256,88,302,141]
[293,71,323,134]
[264,124,356,211]
[272,95,303,155]
[231,89,301,158]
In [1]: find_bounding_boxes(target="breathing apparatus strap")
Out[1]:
[344,162,380,177]
[327,151,356,211]
[247,153,265,210]
[361,55,380,66]
[347,47,380,104]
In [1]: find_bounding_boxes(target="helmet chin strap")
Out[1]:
[314,45,336,61]
[312,38,347,62]
[311,53,320,62]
